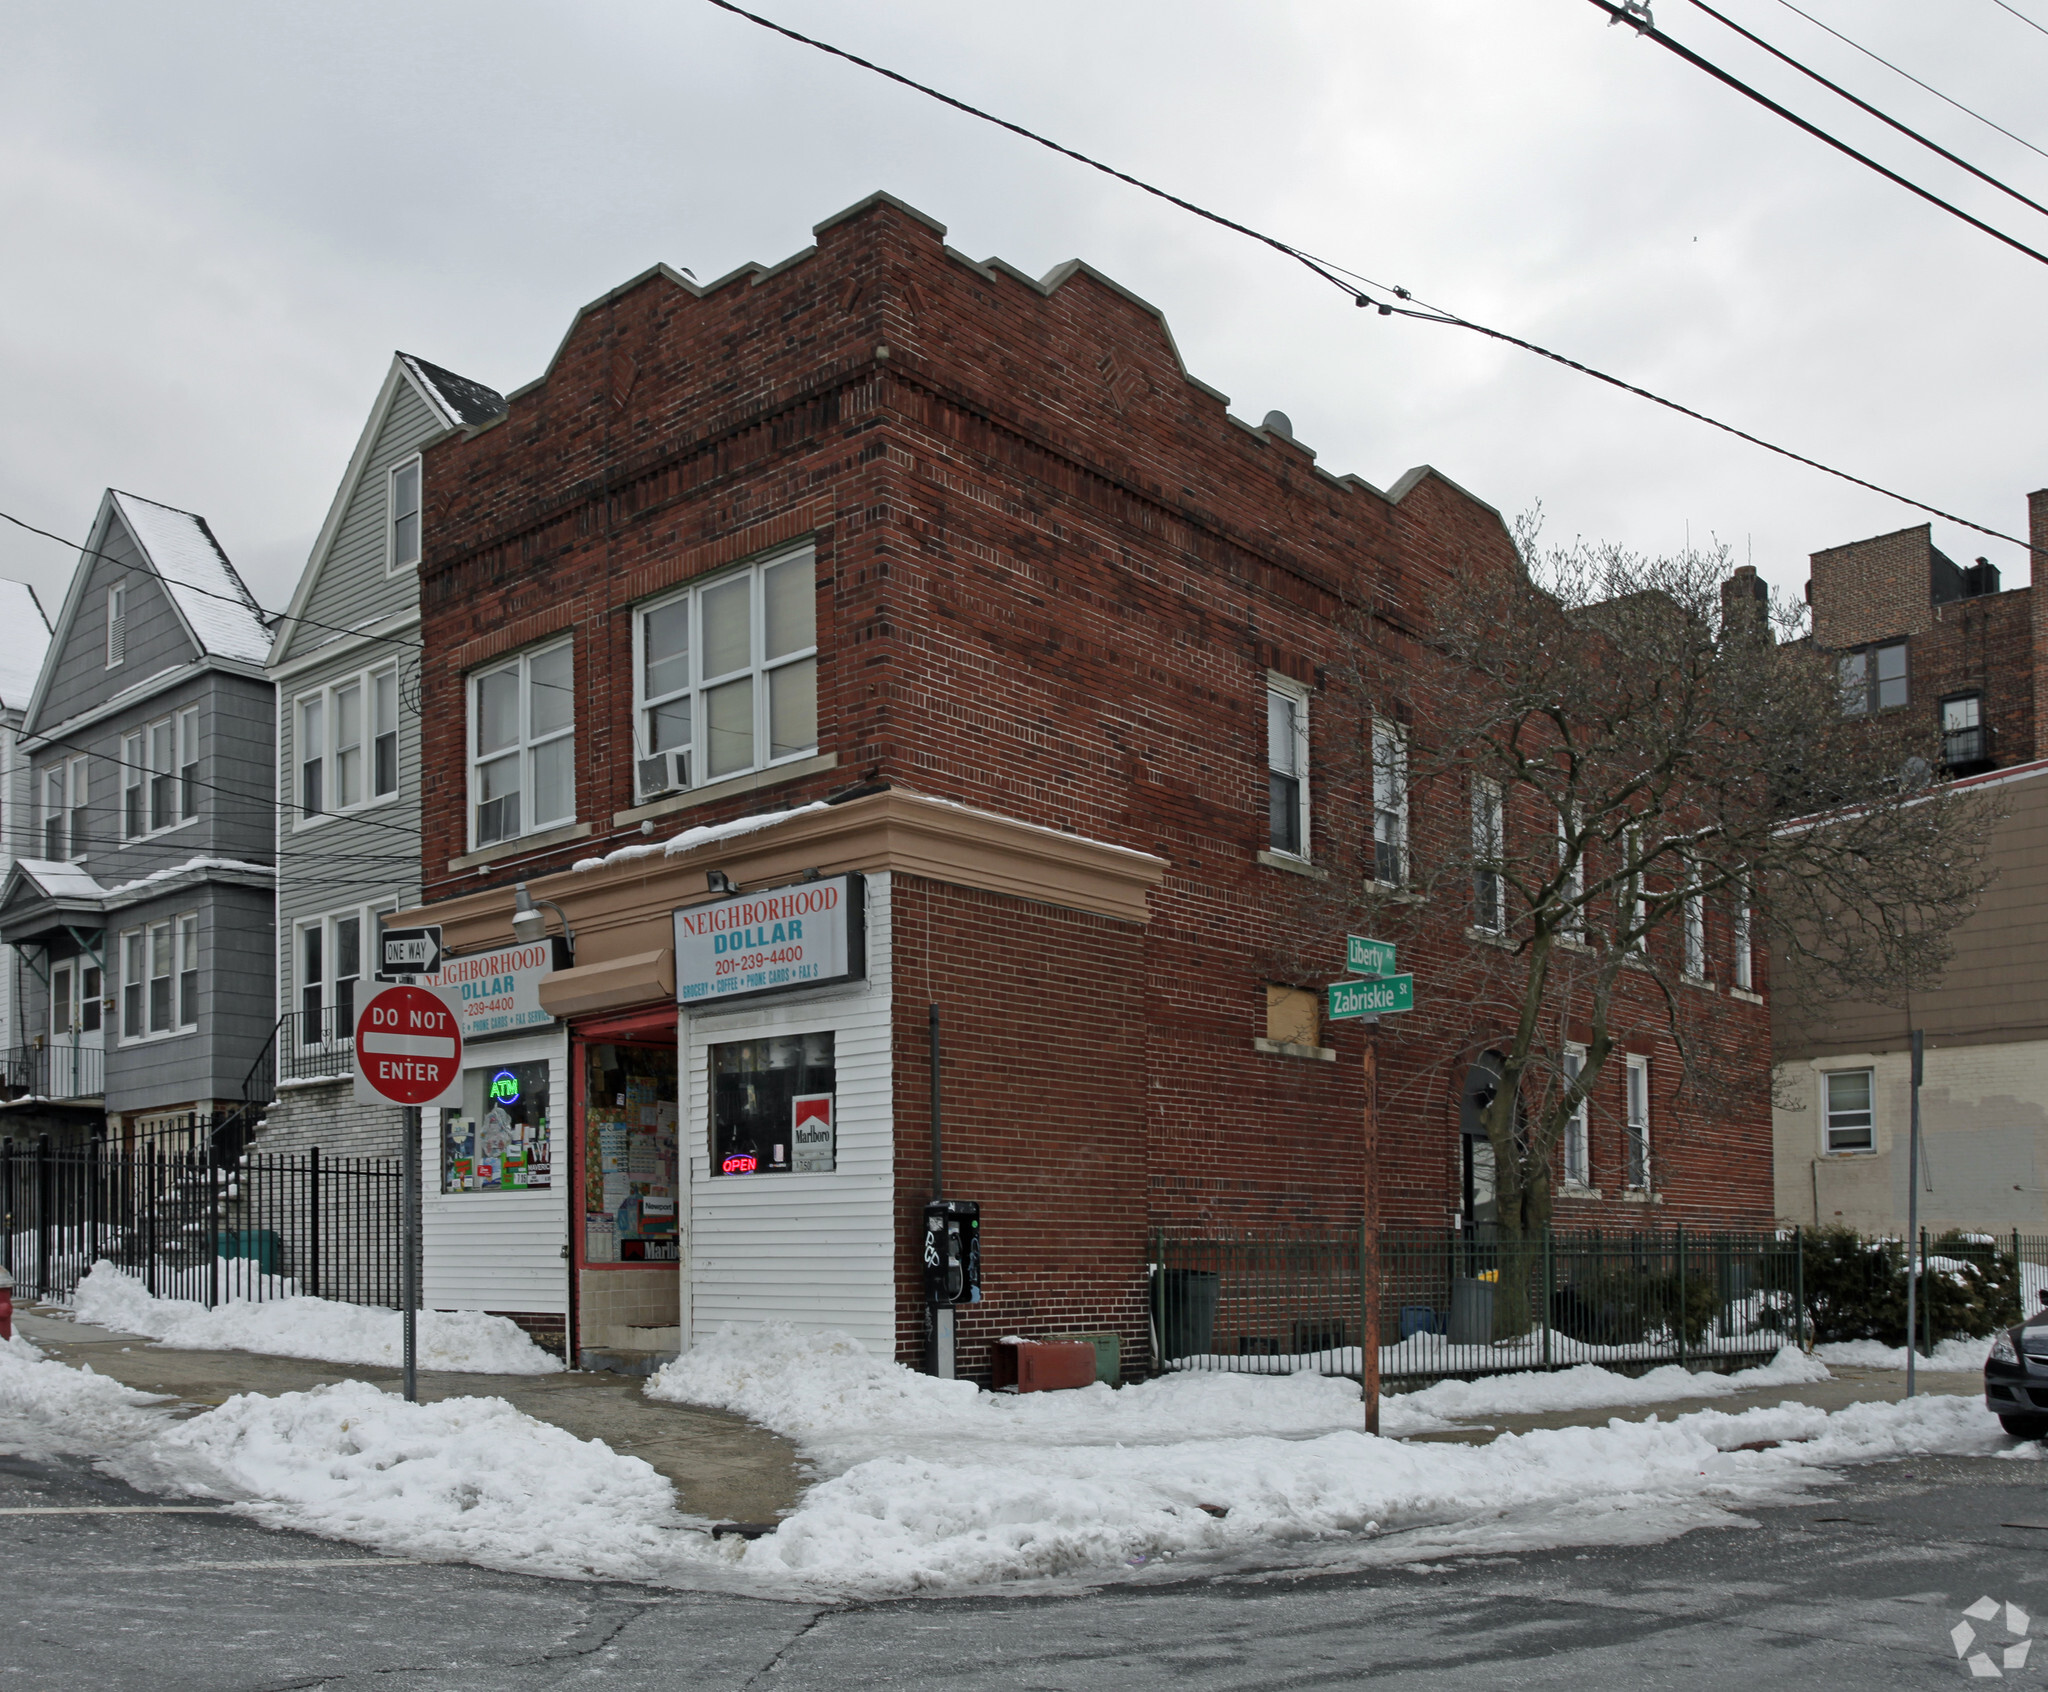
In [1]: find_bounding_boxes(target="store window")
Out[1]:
[709,1032,836,1176]
[442,1058,555,1192]
[583,1045,679,1261]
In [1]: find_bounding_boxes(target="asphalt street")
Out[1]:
[5,1443,2045,1690]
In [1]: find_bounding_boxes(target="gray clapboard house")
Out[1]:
[0,492,275,1146]
[0,581,56,1127]
[260,353,505,1158]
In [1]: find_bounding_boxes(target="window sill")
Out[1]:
[612,750,839,829]
[117,815,201,850]
[1556,1184,1604,1201]
[1464,925,1516,950]
[119,1028,198,1046]
[1822,1147,1876,1159]
[1682,975,1716,992]
[1620,1189,1664,1205]
[448,820,595,873]
[1252,1037,1336,1063]
[1256,850,1326,880]
[1372,883,1427,905]
[1730,986,1764,1005]
[1556,933,1592,952]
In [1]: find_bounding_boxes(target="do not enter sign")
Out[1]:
[353,984,464,1107]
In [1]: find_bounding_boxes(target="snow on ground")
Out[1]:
[70,1261,562,1375]
[1816,1336,1992,1371]
[0,1332,170,1461]
[1391,1347,1831,1425]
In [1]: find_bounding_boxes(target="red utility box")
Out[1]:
[990,1338,1097,1393]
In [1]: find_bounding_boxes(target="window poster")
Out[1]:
[441,1059,553,1193]
[583,1043,680,1263]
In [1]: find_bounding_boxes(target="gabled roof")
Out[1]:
[0,579,52,709]
[268,352,506,670]
[106,491,272,663]
[10,859,108,903]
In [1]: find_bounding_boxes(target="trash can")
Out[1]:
[1449,1277,1496,1346]
[1155,1268,1220,1361]
[1399,1305,1443,1340]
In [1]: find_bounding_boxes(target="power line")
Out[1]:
[1586,0,2048,270]
[0,508,425,657]
[701,0,2043,558]
[1680,0,2048,222]
[1987,0,2048,40]
[1769,0,2048,163]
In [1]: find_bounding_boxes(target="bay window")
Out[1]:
[120,912,199,1041]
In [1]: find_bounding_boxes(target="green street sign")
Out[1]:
[1346,935,1397,977]
[1329,974,1414,1019]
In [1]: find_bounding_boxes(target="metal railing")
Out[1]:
[274,1006,355,1085]
[1150,1225,2032,1384]
[2,1129,404,1309]
[0,1041,105,1102]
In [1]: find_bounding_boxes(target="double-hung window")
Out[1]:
[388,457,422,572]
[1683,874,1707,980]
[1823,1069,1874,1152]
[1839,640,1908,715]
[1558,806,1584,939]
[1471,777,1505,933]
[471,639,574,847]
[297,910,362,1046]
[297,668,400,823]
[121,913,198,1040]
[121,709,198,839]
[1266,678,1309,858]
[1732,879,1754,991]
[1561,1045,1590,1187]
[41,757,87,859]
[1371,717,1407,884]
[1625,1055,1651,1189]
[631,551,819,799]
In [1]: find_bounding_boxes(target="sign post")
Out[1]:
[353,983,464,1402]
[1332,938,1414,1437]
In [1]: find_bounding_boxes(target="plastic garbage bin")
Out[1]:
[1449,1277,1496,1346]
[1154,1268,1220,1361]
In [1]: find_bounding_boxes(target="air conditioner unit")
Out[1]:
[635,748,691,799]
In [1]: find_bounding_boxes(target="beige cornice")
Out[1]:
[396,788,1167,966]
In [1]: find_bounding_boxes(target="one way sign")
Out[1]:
[378,925,442,978]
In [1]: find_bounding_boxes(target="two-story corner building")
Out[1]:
[0,581,57,1129]
[0,491,277,1149]
[1803,489,2048,778]
[394,193,1775,1376]
[259,353,506,1162]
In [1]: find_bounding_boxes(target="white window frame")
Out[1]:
[1625,1054,1651,1190]
[40,758,86,861]
[1823,1067,1875,1154]
[1561,1043,1590,1188]
[387,454,423,574]
[294,665,402,827]
[119,912,199,1043]
[468,637,576,850]
[1371,716,1408,886]
[1732,879,1754,992]
[105,581,126,668]
[1264,675,1311,861]
[120,710,200,845]
[52,958,104,1038]
[1683,875,1707,981]
[631,550,820,800]
[1558,805,1584,938]
[1471,776,1505,933]
[295,905,371,1048]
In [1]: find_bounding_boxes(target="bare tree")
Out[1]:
[1271,518,1997,1250]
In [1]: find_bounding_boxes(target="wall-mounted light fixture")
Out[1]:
[706,869,736,895]
[511,881,576,959]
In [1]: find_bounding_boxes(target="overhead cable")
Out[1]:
[700,0,2041,556]
[1986,0,2048,40]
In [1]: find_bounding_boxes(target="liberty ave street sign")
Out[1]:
[1346,936,1397,977]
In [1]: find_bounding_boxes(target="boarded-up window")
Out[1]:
[1265,985,1319,1049]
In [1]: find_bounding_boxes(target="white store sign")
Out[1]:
[423,938,564,1039]
[674,874,864,1006]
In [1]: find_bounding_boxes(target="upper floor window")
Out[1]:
[1561,1045,1590,1188]
[1371,717,1407,885]
[1471,777,1505,933]
[1942,693,1988,769]
[632,551,818,799]
[50,959,101,1038]
[1558,805,1585,939]
[1839,640,1907,715]
[297,667,400,823]
[120,911,198,1041]
[388,457,422,573]
[106,582,127,667]
[122,707,199,840]
[1625,1054,1652,1189]
[1266,678,1309,858]
[1732,878,1754,991]
[1682,875,1707,980]
[41,756,86,860]
[470,638,574,848]
[1824,1068,1874,1153]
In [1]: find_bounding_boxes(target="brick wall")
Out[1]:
[416,194,1778,1367]
[257,1082,409,1160]
[1809,524,1935,649]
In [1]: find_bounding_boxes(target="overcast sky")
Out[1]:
[3,0,2043,626]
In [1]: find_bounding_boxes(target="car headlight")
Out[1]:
[1991,1331,2019,1365]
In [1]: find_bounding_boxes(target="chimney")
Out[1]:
[1720,564,1769,640]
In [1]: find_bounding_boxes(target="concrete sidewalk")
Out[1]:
[1395,1361,1987,1443]
[15,1307,804,1524]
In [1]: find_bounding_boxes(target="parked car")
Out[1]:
[1985,1291,2048,1438]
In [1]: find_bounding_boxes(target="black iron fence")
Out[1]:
[2,1129,403,1309]
[1152,1226,2048,1384]
[0,1041,105,1102]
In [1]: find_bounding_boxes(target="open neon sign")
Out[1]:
[721,1152,758,1174]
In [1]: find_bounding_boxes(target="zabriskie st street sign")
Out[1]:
[1328,934,1415,1020]
[353,983,464,1108]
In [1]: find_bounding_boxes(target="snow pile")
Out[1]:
[0,1331,171,1461]
[120,1381,715,1585]
[571,802,833,874]
[1391,1346,1831,1426]
[71,1261,561,1375]
[1816,1336,1992,1371]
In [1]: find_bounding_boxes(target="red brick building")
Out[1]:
[398,193,1773,1377]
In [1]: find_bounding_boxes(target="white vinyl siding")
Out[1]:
[421,1031,569,1316]
[682,871,894,1353]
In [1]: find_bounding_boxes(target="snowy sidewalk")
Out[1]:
[14,1307,803,1526]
